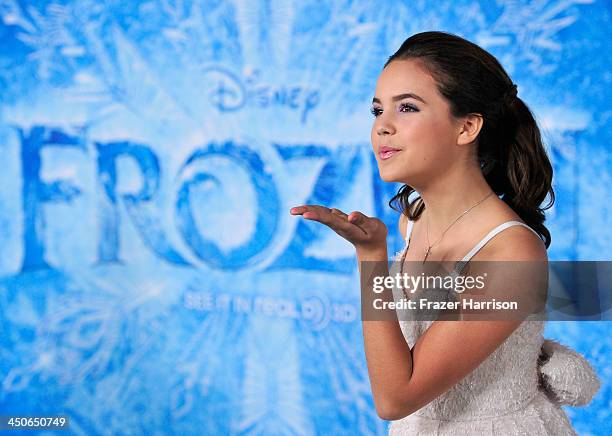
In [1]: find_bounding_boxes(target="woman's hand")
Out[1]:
[289,205,388,256]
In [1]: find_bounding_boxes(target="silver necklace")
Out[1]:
[422,191,494,264]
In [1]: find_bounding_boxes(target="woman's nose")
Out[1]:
[376,123,395,136]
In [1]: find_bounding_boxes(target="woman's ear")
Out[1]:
[457,113,483,146]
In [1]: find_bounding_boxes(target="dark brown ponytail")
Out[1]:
[386,31,555,248]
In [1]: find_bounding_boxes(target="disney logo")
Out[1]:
[202,65,320,124]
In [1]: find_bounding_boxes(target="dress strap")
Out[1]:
[405,219,415,247]
[454,220,540,273]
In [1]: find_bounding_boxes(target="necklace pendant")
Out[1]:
[423,246,431,264]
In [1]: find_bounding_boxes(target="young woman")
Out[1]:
[290,32,600,434]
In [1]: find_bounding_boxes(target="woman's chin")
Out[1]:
[378,162,422,185]
[378,168,406,183]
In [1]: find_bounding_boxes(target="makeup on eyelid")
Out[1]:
[370,102,419,117]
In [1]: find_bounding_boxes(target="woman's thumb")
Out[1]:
[348,211,370,226]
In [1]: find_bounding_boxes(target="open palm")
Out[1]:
[290,205,388,250]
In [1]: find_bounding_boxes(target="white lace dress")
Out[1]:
[387,220,601,435]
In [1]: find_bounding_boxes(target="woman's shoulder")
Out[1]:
[475,218,548,262]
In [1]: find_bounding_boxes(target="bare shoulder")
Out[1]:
[477,222,548,262]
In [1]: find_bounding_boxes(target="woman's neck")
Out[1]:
[414,164,494,238]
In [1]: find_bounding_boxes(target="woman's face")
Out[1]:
[370,59,464,186]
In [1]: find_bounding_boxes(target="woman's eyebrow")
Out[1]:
[372,93,426,104]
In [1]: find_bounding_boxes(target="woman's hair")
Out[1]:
[386,31,555,248]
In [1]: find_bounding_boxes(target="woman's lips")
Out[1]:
[379,146,402,160]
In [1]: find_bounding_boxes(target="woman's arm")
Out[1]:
[290,205,546,421]
[358,248,414,420]
[365,223,546,420]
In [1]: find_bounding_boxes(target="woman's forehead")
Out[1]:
[374,59,438,100]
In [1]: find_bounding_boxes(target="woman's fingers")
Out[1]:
[290,205,370,238]
[349,211,377,234]
[290,205,328,221]
[348,211,365,225]
[330,208,348,218]
[308,206,351,231]
[330,208,364,232]
[290,205,389,248]
[291,205,347,229]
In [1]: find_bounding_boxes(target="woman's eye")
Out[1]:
[370,103,418,117]
[399,103,419,113]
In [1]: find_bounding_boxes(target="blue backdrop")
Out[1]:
[0,1,610,434]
